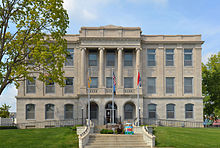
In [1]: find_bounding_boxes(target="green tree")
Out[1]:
[0,0,69,95]
[0,103,11,118]
[202,52,220,116]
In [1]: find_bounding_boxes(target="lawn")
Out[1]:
[0,127,78,148]
[155,126,220,148]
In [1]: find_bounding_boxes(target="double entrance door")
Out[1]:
[105,109,116,124]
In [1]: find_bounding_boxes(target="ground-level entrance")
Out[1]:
[105,102,117,124]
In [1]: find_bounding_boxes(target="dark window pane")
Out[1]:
[124,51,133,66]
[184,77,193,93]
[26,104,35,119]
[147,49,156,66]
[166,77,174,93]
[65,49,74,66]
[185,104,194,119]
[184,49,192,66]
[147,77,156,93]
[124,77,133,88]
[91,77,98,88]
[124,103,134,119]
[45,104,54,119]
[46,78,55,93]
[65,104,73,119]
[106,52,115,66]
[65,77,74,93]
[26,78,36,93]
[166,104,175,119]
[90,103,98,119]
[106,77,112,88]
[89,53,97,66]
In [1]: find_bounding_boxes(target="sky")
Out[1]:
[1,0,220,112]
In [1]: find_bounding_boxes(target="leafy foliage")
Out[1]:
[0,0,69,95]
[202,52,220,116]
[0,103,11,118]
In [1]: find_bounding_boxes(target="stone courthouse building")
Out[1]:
[16,25,204,127]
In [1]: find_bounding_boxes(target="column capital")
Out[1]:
[117,47,123,51]
[135,47,142,51]
[81,47,86,51]
[98,47,105,51]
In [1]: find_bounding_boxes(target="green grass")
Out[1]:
[155,127,220,148]
[0,127,78,148]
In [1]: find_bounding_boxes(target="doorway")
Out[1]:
[105,102,117,124]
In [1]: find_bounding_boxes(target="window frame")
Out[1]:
[89,52,98,66]
[166,49,174,66]
[185,104,194,119]
[124,103,134,119]
[65,49,74,66]
[45,78,55,94]
[106,77,112,88]
[26,77,36,94]
[64,104,74,120]
[45,104,55,120]
[106,51,115,66]
[166,77,175,94]
[184,49,193,66]
[147,49,156,66]
[148,104,157,119]
[64,77,74,94]
[124,50,133,66]
[26,104,35,120]
[124,77,133,88]
[166,104,175,119]
[90,77,98,88]
[147,77,156,94]
[184,77,193,94]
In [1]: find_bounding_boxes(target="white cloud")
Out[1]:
[0,85,17,112]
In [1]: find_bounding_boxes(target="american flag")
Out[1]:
[113,72,116,95]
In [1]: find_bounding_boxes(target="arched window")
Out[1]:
[185,104,194,119]
[26,104,35,119]
[166,104,175,119]
[124,103,135,119]
[148,104,156,119]
[45,104,54,119]
[90,102,98,119]
[64,104,73,119]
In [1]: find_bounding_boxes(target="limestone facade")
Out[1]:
[16,25,204,127]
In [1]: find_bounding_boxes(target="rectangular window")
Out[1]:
[45,104,54,119]
[147,77,156,94]
[65,49,74,66]
[184,77,193,93]
[90,77,98,88]
[147,49,156,66]
[167,104,175,119]
[184,49,192,66]
[106,51,115,66]
[148,104,156,119]
[64,77,74,93]
[124,77,133,88]
[166,77,174,94]
[46,78,55,94]
[185,104,194,119]
[26,104,35,119]
[89,52,97,66]
[124,51,133,66]
[106,77,112,88]
[166,49,174,66]
[26,77,36,93]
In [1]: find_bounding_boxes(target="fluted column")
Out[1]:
[99,47,105,89]
[117,48,123,89]
[81,48,86,88]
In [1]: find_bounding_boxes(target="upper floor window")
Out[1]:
[166,104,175,119]
[166,49,174,66]
[26,77,36,93]
[166,77,174,94]
[148,104,156,119]
[185,104,194,119]
[124,77,133,88]
[106,51,115,66]
[64,104,74,119]
[65,77,74,94]
[124,50,133,66]
[147,49,156,66]
[65,49,74,66]
[89,51,97,66]
[106,77,112,88]
[45,104,54,119]
[46,78,55,94]
[184,49,192,66]
[147,77,156,94]
[184,77,193,94]
[90,77,98,88]
[26,104,35,119]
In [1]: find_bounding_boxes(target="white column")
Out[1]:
[117,48,123,89]
[99,47,105,88]
[81,48,86,88]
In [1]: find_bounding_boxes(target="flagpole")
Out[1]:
[137,71,140,127]
[112,68,114,125]
[88,68,90,126]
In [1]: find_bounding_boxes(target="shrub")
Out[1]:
[100,129,114,134]
[0,126,17,130]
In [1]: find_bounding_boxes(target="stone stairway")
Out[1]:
[84,134,150,148]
